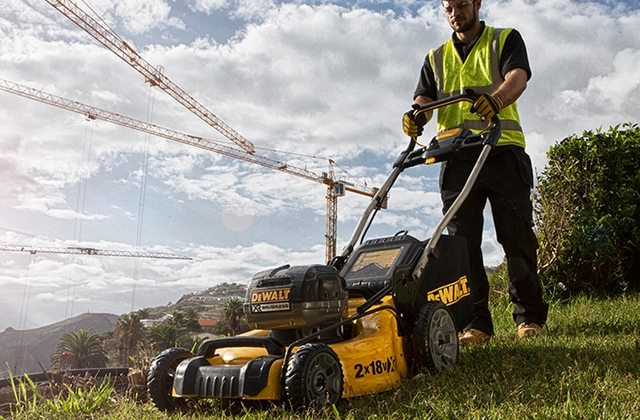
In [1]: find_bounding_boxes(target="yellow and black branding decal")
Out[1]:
[427,276,470,305]
[354,356,396,378]
[250,287,291,313]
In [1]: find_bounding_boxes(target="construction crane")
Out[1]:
[41,0,383,261]
[43,0,255,154]
[0,79,380,261]
[0,244,191,259]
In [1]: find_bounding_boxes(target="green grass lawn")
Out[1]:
[8,293,640,419]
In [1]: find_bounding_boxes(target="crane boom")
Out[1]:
[0,79,322,185]
[1,79,379,260]
[43,0,255,154]
[0,244,191,259]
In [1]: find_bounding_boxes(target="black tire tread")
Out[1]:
[413,301,458,372]
[147,347,192,411]
[284,343,343,410]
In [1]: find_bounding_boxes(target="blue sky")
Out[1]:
[0,0,639,332]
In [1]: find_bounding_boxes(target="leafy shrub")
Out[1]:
[535,123,640,295]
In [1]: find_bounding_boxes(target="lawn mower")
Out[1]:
[147,92,501,410]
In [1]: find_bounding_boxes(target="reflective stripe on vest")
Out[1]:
[428,26,526,147]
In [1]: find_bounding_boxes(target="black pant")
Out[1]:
[440,146,548,335]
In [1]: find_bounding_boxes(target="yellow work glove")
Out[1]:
[402,104,429,137]
[470,94,503,121]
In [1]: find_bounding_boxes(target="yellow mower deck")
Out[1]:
[171,295,409,400]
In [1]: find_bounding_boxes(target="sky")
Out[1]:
[0,0,638,331]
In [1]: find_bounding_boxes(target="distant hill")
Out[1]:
[0,312,118,376]
[0,283,249,377]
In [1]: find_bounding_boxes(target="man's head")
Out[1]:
[441,0,481,34]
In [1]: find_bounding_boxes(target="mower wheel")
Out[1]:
[412,301,458,372]
[147,347,193,411]
[284,343,343,410]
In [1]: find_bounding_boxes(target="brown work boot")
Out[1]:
[458,328,491,346]
[517,322,543,338]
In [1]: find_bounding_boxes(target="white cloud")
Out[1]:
[189,0,229,14]
[233,0,277,20]
[115,0,185,34]
[548,48,640,123]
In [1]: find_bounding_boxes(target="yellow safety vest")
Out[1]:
[428,26,525,147]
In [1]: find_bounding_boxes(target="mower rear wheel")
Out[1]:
[147,347,193,411]
[284,343,343,410]
[413,301,458,372]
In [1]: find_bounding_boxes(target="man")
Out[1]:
[403,0,548,345]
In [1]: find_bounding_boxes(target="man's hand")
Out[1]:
[402,104,428,137]
[470,94,503,121]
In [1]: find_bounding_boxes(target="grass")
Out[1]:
[5,291,640,419]
[7,374,115,419]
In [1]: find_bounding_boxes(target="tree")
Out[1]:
[535,123,640,294]
[148,310,201,352]
[223,297,247,336]
[170,309,201,332]
[148,322,181,351]
[114,313,146,366]
[51,329,109,370]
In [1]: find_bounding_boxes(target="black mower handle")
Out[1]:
[337,92,500,262]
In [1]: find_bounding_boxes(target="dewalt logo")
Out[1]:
[251,287,291,304]
[427,276,470,305]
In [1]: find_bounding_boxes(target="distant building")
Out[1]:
[141,313,173,328]
[197,319,218,328]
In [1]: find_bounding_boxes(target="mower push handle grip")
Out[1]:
[412,92,477,119]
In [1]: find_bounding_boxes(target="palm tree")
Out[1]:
[51,329,109,370]
[114,313,146,365]
[148,322,181,352]
[224,297,245,335]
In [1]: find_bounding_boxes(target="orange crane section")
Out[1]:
[43,0,255,154]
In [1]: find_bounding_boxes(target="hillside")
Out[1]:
[0,283,248,377]
[0,312,118,376]
[142,282,247,321]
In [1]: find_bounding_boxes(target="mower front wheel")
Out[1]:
[412,301,458,372]
[147,347,193,411]
[284,343,343,410]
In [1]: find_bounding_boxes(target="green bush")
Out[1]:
[535,123,640,295]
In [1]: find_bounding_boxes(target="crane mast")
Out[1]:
[43,0,255,154]
[0,244,191,259]
[1,79,379,261]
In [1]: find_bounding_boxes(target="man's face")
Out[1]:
[442,0,480,33]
